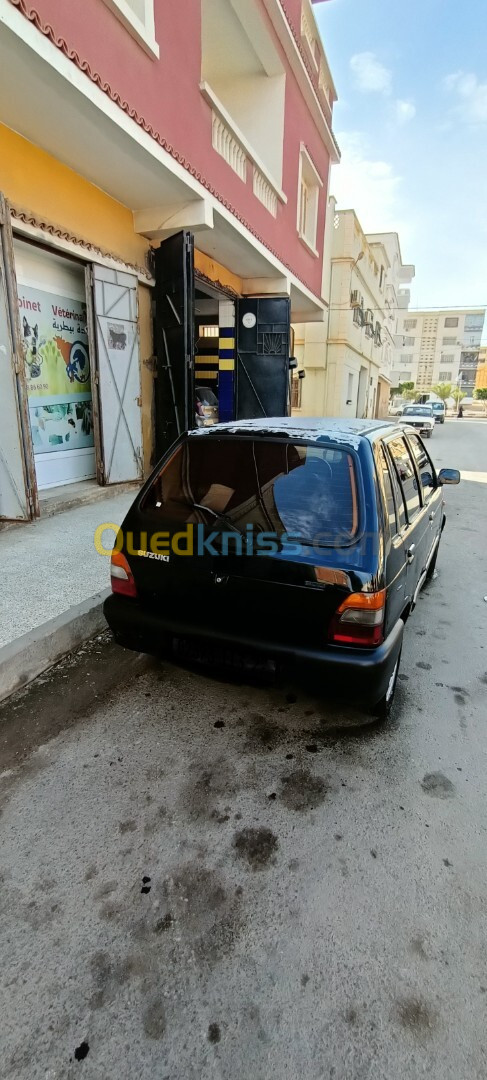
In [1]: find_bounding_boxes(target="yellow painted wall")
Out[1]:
[194,249,242,295]
[0,123,150,270]
[0,123,155,472]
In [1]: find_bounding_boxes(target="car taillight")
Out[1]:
[329,589,386,647]
[110,550,137,598]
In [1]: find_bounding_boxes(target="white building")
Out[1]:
[292,202,415,418]
[394,308,486,398]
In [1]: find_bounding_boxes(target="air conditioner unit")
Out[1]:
[350,290,363,308]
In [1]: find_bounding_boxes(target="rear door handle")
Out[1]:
[407,544,416,564]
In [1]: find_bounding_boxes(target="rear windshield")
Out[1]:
[403,406,432,416]
[142,438,359,545]
[432,403,444,410]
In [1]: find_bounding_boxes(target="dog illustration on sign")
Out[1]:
[108,323,127,350]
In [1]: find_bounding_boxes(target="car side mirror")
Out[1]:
[438,468,461,485]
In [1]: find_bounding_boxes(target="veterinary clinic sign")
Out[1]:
[19,284,94,456]
[19,286,91,399]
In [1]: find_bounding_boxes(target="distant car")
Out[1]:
[104,417,460,720]
[388,403,404,416]
[195,387,219,427]
[398,404,435,438]
[430,401,446,424]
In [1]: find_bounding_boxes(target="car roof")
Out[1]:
[189,416,396,450]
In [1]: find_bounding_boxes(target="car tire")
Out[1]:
[371,649,402,722]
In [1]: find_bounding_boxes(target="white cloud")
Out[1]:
[330,132,409,237]
[444,71,487,123]
[395,100,416,125]
[350,52,392,95]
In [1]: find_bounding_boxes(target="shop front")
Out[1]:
[154,232,293,458]
[0,200,153,523]
[15,239,95,491]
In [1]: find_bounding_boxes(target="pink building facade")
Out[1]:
[0,0,339,517]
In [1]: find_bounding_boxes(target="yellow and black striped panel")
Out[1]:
[195,350,219,381]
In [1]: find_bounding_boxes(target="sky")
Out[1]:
[315,0,487,333]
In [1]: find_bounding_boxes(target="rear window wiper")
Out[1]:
[190,503,245,537]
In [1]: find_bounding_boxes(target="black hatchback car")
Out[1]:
[104,418,460,719]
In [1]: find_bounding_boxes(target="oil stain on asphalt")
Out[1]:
[233,828,279,870]
[420,772,456,798]
[279,770,328,812]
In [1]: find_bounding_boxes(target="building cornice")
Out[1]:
[10,204,154,282]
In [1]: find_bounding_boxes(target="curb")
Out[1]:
[0,589,111,705]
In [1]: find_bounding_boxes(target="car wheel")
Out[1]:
[371,650,402,722]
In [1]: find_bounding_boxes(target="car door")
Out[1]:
[374,441,408,634]
[385,433,429,606]
[404,432,443,571]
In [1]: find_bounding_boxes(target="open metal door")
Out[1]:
[91,265,143,484]
[154,231,194,459]
[0,195,38,520]
[236,297,291,419]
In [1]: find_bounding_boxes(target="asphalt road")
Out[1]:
[1,420,486,1080]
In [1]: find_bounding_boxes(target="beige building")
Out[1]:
[292,202,414,418]
[394,309,486,398]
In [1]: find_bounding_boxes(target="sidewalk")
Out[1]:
[0,489,136,700]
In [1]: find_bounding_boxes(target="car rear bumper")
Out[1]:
[104,595,404,706]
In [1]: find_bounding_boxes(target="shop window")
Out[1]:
[297,145,322,255]
[101,0,158,57]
